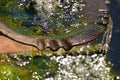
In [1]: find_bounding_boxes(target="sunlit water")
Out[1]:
[0,0,119,80]
[47,54,113,80]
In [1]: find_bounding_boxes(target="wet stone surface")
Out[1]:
[0,0,108,36]
[0,0,110,51]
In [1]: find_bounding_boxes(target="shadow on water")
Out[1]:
[107,0,120,75]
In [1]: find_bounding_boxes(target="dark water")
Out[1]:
[107,0,120,75]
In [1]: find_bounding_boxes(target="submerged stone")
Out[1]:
[0,0,112,51]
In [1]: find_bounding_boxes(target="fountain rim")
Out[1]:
[0,17,111,51]
[0,0,111,51]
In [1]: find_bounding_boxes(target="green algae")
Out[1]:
[0,63,20,80]
[0,54,59,80]
[0,0,94,39]
[0,51,117,80]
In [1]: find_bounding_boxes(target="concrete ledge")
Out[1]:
[0,35,36,53]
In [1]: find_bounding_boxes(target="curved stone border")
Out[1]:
[0,0,111,51]
[0,19,110,51]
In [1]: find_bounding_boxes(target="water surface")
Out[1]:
[107,0,120,75]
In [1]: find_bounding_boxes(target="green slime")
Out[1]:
[0,54,58,80]
[0,0,92,38]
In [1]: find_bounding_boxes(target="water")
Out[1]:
[47,54,114,80]
[0,0,118,79]
[0,51,116,80]
[107,0,120,75]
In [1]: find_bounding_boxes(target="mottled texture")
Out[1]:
[0,0,111,52]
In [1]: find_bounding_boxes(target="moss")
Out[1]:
[0,54,59,80]
[0,0,101,39]
[0,63,21,80]
[0,49,117,80]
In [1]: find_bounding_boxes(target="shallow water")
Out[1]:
[0,53,116,80]
[107,0,120,75]
[0,0,118,79]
